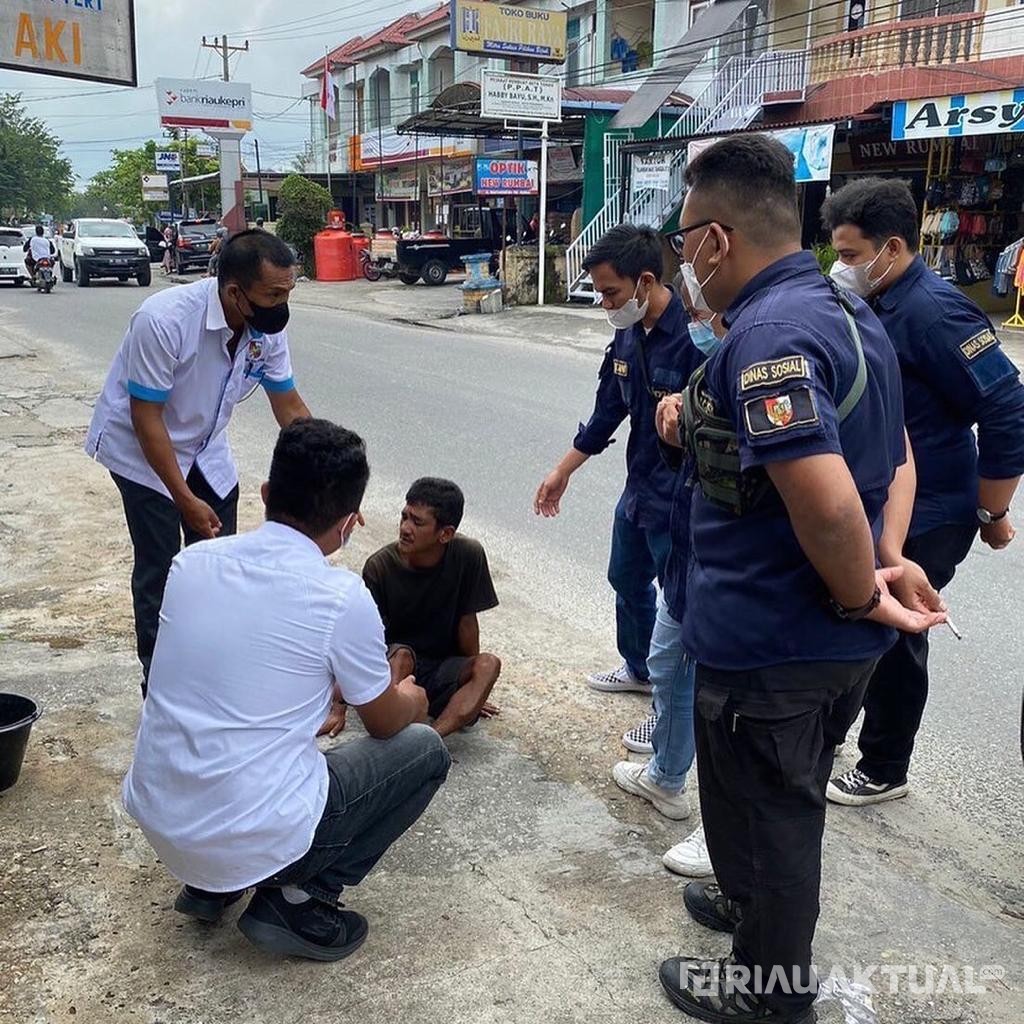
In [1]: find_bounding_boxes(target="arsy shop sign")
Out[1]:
[892,89,1024,141]
[1,0,137,86]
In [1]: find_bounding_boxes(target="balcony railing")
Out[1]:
[810,11,984,84]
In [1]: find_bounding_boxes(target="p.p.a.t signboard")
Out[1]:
[0,0,137,86]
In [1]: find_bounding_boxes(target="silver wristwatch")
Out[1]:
[976,506,1009,525]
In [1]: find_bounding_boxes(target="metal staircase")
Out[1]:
[566,50,808,301]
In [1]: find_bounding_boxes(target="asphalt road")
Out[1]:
[3,275,1022,843]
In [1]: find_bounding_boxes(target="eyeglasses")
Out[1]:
[667,220,734,257]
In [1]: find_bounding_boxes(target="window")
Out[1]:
[900,0,974,19]
[566,18,581,85]
[410,66,420,116]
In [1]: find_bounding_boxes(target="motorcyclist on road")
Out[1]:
[24,225,56,282]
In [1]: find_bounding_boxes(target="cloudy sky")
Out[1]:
[1,0,423,185]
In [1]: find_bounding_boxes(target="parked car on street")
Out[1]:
[0,226,29,286]
[170,218,219,274]
[59,218,152,287]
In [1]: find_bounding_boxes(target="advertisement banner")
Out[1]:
[892,89,1024,141]
[481,70,561,122]
[156,77,252,133]
[358,126,471,169]
[428,158,474,197]
[687,124,835,183]
[451,0,566,63]
[141,173,169,203]
[377,168,421,201]
[0,0,137,86]
[475,158,538,195]
[632,153,671,191]
[155,151,182,173]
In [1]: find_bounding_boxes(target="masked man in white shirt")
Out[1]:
[123,418,451,962]
[85,229,312,694]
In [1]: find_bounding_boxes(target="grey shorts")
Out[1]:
[387,644,470,718]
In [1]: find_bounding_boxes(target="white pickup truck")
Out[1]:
[59,218,152,288]
[0,226,29,287]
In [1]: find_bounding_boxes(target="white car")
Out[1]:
[0,226,29,287]
[59,218,152,288]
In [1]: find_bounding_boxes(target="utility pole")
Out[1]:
[201,35,249,82]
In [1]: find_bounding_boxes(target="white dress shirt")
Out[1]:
[85,277,295,500]
[28,235,54,260]
[123,521,392,891]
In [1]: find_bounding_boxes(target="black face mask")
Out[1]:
[238,285,290,334]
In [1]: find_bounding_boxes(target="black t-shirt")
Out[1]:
[362,535,498,660]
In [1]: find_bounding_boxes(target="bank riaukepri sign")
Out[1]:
[892,89,1024,141]
[1,0,137,86]
[156,78,253,133]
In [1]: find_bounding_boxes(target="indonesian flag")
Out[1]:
[320,56,335,121]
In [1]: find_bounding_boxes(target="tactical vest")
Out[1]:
[682,287,868,516]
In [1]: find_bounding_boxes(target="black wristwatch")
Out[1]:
[976,506,1009,525]
[829,585,881,622]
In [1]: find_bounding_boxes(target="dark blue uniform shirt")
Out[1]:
[873,255,1024,537]
[682,252,905,673]
[573,288,701,531]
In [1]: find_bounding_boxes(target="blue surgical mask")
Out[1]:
[687,318,722,357]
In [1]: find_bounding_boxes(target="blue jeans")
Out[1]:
[645,596,696,792]
[607,509,671,681]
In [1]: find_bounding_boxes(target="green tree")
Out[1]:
[276,173,332,276]
[84,139,220,224]
[0,93,74,218]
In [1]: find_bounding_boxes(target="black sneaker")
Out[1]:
[683,881,741,933]
[659,956,817,1023]
[237,887,369,962]
[174,885,246,923]
[826,767,909,806]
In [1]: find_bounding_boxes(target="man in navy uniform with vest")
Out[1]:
[821,178,1024,806]
[657,135,946,1024]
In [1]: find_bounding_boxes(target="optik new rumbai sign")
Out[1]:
[892,89,1024,141]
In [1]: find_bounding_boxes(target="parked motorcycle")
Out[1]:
[32,257,55,294]
[360,246,383,282]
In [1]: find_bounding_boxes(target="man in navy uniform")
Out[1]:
[534,225,701,701]
[657,134,946,1024]
[822,178,1024,806]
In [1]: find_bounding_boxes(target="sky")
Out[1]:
[0,0,425,186]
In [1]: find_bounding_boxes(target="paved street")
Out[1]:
[1,278,1022,1023]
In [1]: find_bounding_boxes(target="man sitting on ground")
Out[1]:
[123,419,450,963]
[363,477,501,738]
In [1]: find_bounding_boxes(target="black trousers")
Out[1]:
[111,467,239,693]
[695,659,876,1016]
[856,523,977,783]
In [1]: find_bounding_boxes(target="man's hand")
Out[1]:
[656,393,684,448]
[478,701,500,719]
[980,515,1015,550]
[317,700,347,738]
[397,675,429,723]
[888,556,945,615]
[867,566,947,634]
[179,495,221,539]
[534,469,569,517]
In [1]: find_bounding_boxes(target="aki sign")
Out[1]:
[892,89,1024,141]
[1,0,137,86]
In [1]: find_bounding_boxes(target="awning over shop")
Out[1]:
[609,0,750,130]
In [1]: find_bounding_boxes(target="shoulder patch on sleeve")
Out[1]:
[959,329,999,361]
[742,386,820,437]
[739,355,810,392]
[613,359,629,377]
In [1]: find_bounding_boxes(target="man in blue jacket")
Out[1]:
[534,225,701,700]
[823,178,1024,806]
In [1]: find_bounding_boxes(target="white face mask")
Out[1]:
[606,278,649,330]
[829,240,896,298]
[679,229,720,316]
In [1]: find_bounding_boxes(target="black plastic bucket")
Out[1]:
[0,693,41,792]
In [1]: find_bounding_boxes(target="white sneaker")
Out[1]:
[612,761,691,820]
[622,712,657,753]
[663,824,713,877]
[586,663,652,694]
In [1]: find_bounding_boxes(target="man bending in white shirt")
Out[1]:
[123,418,450,962]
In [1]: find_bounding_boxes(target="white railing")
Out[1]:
[603,130,635,204]
[565,192,622,298]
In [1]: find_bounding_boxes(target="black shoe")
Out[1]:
[826,767,909,806]
[659,957,817,1023]
[683,881,741,933]
[237,888,369,962]
[174,885,245,923]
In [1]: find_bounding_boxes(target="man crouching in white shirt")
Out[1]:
[123,418,450,962]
